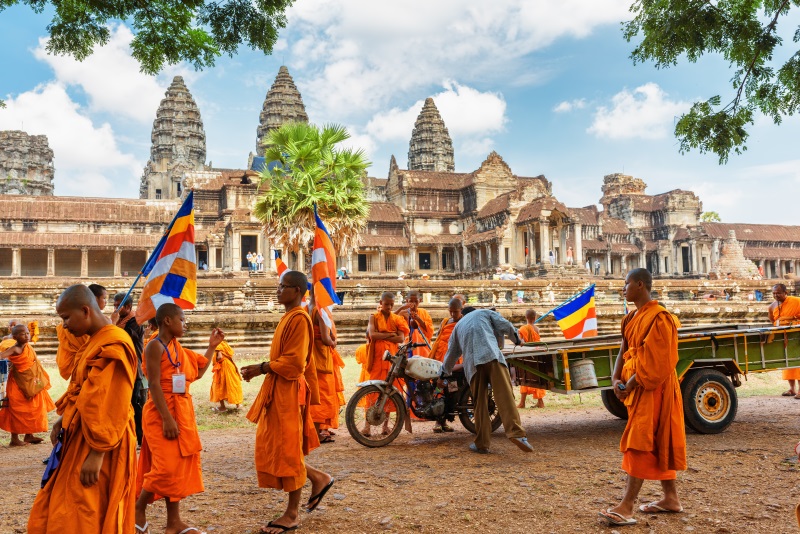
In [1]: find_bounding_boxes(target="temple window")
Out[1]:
[155,189,162,199]
[385,254,397,273]
[419,253,431,270]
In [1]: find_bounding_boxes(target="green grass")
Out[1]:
[36,357,790,431]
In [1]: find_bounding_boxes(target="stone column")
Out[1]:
[453,247,460,272]
[80,247,89,278]
[486,243,493,268]
[113,247,122,277]
[378,248,385,275]
[559,225,567,265]
[11,247,21,277]
[777,259,784,278]
[605,250,611,276]
[436,245,443,272]
[621,255,628,274]
[347,254,354,275]
[462,246,470,272]
[690,241,698,274]
[47,248,55,277]
[526,225,533,266]
[574,223,583,265]
[539,220,549,263]
[409,246,417,273]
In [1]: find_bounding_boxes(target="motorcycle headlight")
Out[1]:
[382,350,392,361]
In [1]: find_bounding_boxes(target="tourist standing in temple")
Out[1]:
[210,338,243,412]
[566,246,574,265]
[549,250,555,266]
[257,252,264,271]
[240,271,334,534]
[600,268,686,526]
[517,309,546,409]
[442,307,532,454]
[29,285,137,533]
[135,304,224,534]
[246,251,253,271]
[594,260,601,276]
[113,292,146,448]
[396,290,434,357]
[769,283,800,397]
[0,324,55,446]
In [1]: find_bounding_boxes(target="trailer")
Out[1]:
[506,324,800,434]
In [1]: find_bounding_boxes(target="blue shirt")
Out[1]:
[442,309,521,383]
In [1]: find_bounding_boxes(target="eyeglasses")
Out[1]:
[278,284,301,291]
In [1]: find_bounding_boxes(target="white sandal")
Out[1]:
[135,522,150,534]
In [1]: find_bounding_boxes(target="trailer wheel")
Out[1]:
[601,389,628,420]
[681,369,737,434]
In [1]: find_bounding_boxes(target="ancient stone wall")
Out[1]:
[0,131,54,196]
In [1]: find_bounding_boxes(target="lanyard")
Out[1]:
[156,337,181,369]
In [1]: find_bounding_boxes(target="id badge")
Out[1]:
[172,373,186,394]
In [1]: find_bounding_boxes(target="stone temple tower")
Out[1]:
[139,76,206,199]
[407,97,455,172]
[0,131,55,196]
[256,66,309,156]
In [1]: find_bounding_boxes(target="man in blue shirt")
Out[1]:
[443,307,533,454]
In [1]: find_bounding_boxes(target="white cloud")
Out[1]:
[553,98,586,113]
[33,25,199,123]
[588,83,689,140]
[0,83,141,197]
[282,0,631,121]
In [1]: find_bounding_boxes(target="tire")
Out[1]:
[345,385,406,447]
[601,389,629,420]
[680,368,738,434]
[457,385,504,434]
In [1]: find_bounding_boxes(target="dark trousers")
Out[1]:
[469,360,525,449]
[131,377,145,446]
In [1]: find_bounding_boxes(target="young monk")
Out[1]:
[28,284,138,533]
[428,297,464,432]
[0,324,55,446]
[210,338,243,412]
[517,309,546,409]
[769,283,800,397]
[308,288,339,442]
[600,268,687,526]
[363,292,410,435]
[396,290,433,357]
[241,271,334,534]
[135,303,224,534]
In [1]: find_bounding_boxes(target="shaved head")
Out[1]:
[380,291,395,301]
[11,324,26,335]
[452,294,466,305]
[8,318,20,328]
[87,284,106,298]
[525,309,537,322]
[57,285,101,313]
[773,283,787,293]
[156,303,183,326]
[449,298,463,310]
[407,290,421,299]
[627,268,652,290]
[282,270,308,290]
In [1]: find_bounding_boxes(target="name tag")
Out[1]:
[172,373,186,394]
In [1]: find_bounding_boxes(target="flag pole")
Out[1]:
[534,284,596,324]
[113,191,193,313]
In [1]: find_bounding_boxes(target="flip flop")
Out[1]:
[177,528,205,534]
[598,509,637,526]
[261,522,299,533]
[783,390,796,396]
[135,522,150,534]
[639,502,684,513]
[305,477,335,512]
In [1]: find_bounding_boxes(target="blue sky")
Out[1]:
[1,0,798,224]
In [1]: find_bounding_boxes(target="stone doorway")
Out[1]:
[241,235,258,269]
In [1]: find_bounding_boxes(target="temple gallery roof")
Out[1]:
[476,193,510,219]
[517,197,570,224]
[396,169,473,191]
[368,202,405,223]
[701,222,800,242]
[0,195,178,223]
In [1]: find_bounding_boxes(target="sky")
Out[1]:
[1,0,799,224]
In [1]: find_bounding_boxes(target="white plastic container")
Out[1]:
[404,357,443,380]
[571,359,598,389]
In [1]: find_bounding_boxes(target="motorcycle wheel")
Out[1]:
[457,385,503,434]
[345,385,406,448]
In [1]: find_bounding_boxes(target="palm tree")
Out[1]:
[253,122,370,256]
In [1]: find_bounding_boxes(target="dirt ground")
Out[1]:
[2,380,800,534]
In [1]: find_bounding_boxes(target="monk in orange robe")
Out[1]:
[135,303,224,534]
[0,324,55,446]
[28,284,137,534]
[308,288,340,442]
[210,340,243,411]
[55,323,89,379]
[396,290,433,357]
[600,269,686,526]
[362,292,410,435]
[428,297,464,433]
[769,283,800,397]
[355,342,369,383]
[517,309,546,409]
[241,271,333,534]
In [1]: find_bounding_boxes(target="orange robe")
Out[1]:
[28,325,137,534]
[247,307,320,492]
[137,338,207,501]
[0,344,55,434]
[355,343,369,383]
[210,341,243,405]
[519,324,545,399]
[0,338,16,351]
[365,312,410,412]
[771,296,800,380]
[310,309,339,428]
[619,300,687,480]
[28,321,40,343]
[332,347,346,407]
[55,323,89,380]
[429,318,459,364]
[401,307,433,357]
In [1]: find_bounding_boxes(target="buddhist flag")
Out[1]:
[275,251,288,278]
[552,285,597,339]
[135,192,196,324]
[311,205,341,332]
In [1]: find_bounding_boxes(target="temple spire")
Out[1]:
[407,97,455,172]
[256,66,309,156]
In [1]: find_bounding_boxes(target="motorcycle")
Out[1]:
[345,335,503,448]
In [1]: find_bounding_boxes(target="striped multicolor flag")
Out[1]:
[552,285,598,339]
[274,251,288,279]
[135,192,196,324]
[311,205,341,332]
